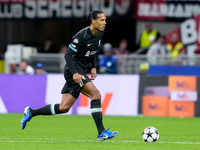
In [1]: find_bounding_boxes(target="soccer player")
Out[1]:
[21,10,119,141]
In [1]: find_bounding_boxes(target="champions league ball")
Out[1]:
[142,127,159,142]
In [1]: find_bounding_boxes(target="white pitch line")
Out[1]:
[0,138,200,145]
[156,141,200,145]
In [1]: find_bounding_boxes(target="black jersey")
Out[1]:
[65,26,104,74]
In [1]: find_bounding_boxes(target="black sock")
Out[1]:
[90,99,105,135]
[31,104,62,117]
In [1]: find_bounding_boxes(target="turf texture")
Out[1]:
[0,114,200,150]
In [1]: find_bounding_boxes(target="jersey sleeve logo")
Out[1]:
[73,38,79,44]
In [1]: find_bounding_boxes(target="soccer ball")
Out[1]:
[142,126,159,142]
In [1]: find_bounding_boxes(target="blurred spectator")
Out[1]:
[99,43,117,74]
[139,62,149,75]
[139,22,160,49]
[59,44,68,54]
[112,39,131,55]
[167,33,185,60]
[40,37,58,53]
[148,35,156,46]
[35,63,47,75]
[10,64,17,74]
[112,39,131,74]
[135,22,160,55]
[17,60,35,75]
[147,35,168,65]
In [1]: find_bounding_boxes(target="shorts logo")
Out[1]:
[73,38,79,44]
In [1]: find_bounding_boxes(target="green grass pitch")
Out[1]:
[0,114,200,150]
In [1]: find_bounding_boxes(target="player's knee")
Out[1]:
[59,105,71,113]
[91,90,101,100]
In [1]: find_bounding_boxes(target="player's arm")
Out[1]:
[65,38,84,84]
[90,55,97,80]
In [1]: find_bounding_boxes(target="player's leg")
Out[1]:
[80,82,104,134]
[59,93,77,113]
[31,93,76,116]
[21,93,77,130]
[80,82,119,141]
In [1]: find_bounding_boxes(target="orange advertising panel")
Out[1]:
[169,76,196,91]
[142,96,169,116]
[169,101,194,117]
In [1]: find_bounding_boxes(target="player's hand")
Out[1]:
[73,73,84,84]
[90,68,97,80]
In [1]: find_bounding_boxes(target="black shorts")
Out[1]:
[61,65,91,99]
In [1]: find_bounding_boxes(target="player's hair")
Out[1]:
[88,10,104,21]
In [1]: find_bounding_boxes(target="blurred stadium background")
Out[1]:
[0,0,200,149]
[0,0,200,150]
